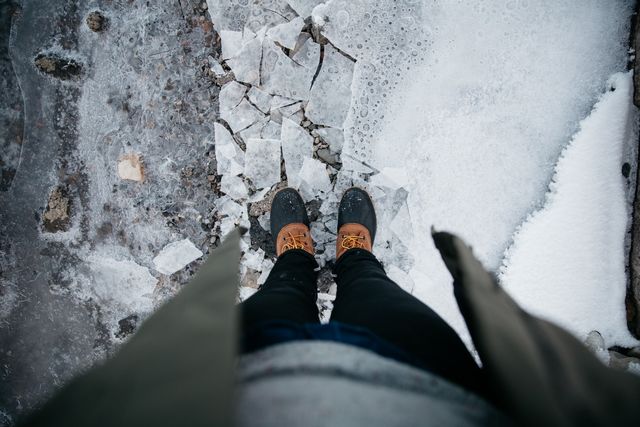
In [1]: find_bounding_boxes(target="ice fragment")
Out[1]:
[244,138,282,189]
[153,239,204,275]
[281,117,314,188]
[214,123,244,175]
[266,17,305,49]
[306,44,354,128]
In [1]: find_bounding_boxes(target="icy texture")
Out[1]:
[219,81,246,118]
[220,174,248,201]
[261,38,319,100]
[225,98,266,133]
[153,239,204,275]
[281,117,314,188]
[214,123,244,176]
[226,36,262,84]
[247,87,272,113]
[244,138,281,189]
[206,0,295,32]
[78,255,157,323]
[298,157,332,199]
[287,0,325,17]
[306,44,354,128]
[499,73,637,346]
[266,17,305,50]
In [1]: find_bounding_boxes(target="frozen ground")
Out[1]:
[1,0,639,424]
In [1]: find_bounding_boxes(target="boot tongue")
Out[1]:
[336,224,373,260]
[276,223,314,256]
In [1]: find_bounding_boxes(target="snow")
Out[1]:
[306,44,354,128]
[311,0,636,347]
[281,117,314,188]
[244,138,282,189]
[499,73,637,346]
[266,17,305,50]
[153,239,204,275]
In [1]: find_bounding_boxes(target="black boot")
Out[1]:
[271,188,314,256]
[336,187,377,260]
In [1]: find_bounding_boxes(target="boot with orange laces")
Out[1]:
[336,187,377,260]
[271,188,314,257]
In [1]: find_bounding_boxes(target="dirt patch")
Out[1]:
[34,53,83,80]
[43,186,71,232]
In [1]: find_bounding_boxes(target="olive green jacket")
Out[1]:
[20,230,640,426]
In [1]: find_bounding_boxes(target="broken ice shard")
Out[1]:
[220,30,243,60]
[261,38,319,100]
[266,17,305,50]
[281,117,314,188]
[306,44,354,128]
[153,239,204,275]
[226,36,262,85]
[298,157,332,198]
[219,81,246,118]
[247,87,272,113]
[244,138,281,189]
[214,122,244,176]
[225,98,266,133]
[220,174,249,201]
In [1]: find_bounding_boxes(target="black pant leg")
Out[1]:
[240,249,320,332]
[330,249,486,397]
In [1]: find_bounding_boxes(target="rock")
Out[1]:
[115,314,138,339]
[117,153,144,182]
[248,182,286,217]
[86,11,108,32]
[34,53,83,80]
[622,162,631,178]
[43,186,71,232]
[316,147,340,166]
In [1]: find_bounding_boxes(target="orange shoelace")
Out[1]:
[282,231,308,251]
[340,234,366,250]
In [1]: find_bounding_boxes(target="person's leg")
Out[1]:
[239,188,319,353]
[240,249,319,330]
[330,248,487,398]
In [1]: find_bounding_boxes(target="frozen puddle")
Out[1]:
[208,0,638,346]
